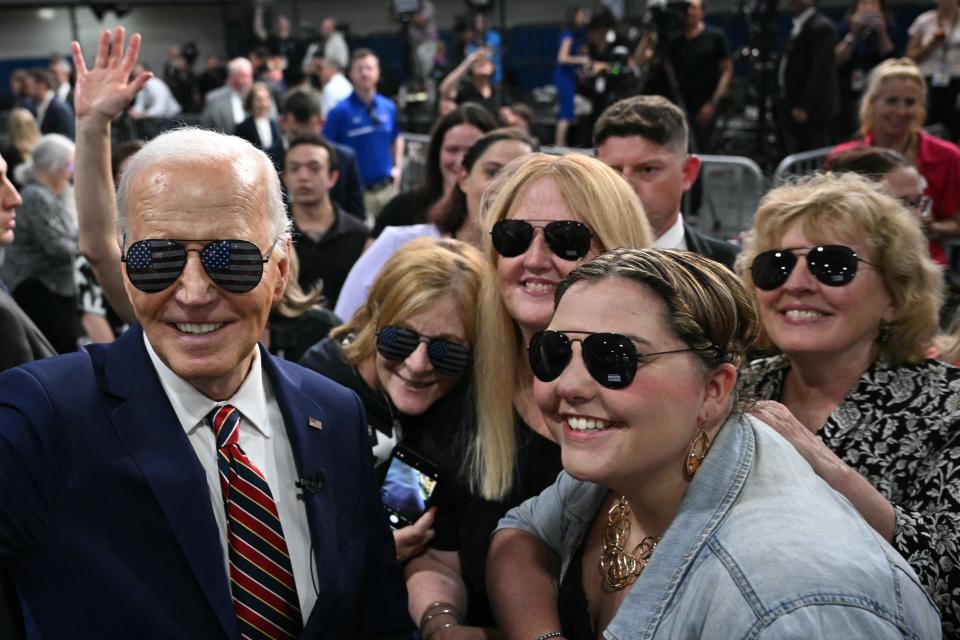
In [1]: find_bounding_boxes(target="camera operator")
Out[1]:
[835,0,898,139]
[584,8,640,134]
[640,0,732,153]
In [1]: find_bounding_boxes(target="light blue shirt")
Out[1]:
[497,414,941,639]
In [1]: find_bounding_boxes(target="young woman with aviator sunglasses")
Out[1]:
[299,238,485,563]
[487,248,939,639]
[735,172,960,635]
[405,153,654,639]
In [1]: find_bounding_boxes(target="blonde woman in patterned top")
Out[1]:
[735,171,958,634]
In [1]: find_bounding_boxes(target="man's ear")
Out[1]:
[681,154,701,192]
[272,237,292,305]
[328,169,340,189]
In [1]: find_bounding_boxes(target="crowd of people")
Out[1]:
[0,4,958,638]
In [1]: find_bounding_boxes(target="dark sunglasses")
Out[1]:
[529,330,694,390]
[490,219,592,261]
[376,326,471,377]
[750,245,875,291]
[122,238,276,294]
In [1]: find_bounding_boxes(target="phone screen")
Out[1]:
[381,449,439,528]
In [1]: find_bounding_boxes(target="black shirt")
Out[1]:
[292,205,369,308]
[372,191,431,238]
[667,25,730,114]
[431,417,563,627]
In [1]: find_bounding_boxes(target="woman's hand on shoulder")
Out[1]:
[393,507,436,563]
[749,401,843,479]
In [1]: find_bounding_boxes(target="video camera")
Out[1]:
[648,0,690,49]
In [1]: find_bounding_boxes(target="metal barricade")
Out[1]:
[773,146,832,183]
[691,154,768,242]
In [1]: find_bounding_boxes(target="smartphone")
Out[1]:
[380,446,440,529]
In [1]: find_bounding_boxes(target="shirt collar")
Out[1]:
[143,332,272,438]
[654,214,687,250]
[792,6,816,36]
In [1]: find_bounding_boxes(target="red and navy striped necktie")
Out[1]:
[208,405,303,639]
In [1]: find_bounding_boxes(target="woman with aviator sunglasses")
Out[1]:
[735,172,960,634]
[299,237,485,563]
[486,248,940,639]
[406,153,654,639]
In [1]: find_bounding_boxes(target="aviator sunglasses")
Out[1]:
[490,219,593,261]
[122,238,277,293]
[529,330,695,390]
[376,326,471,377]
[750,245,875,291]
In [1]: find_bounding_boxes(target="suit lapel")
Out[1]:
[260,349,339,632]
[100,327,237,639]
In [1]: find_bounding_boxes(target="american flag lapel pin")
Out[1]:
[308,416,324,430]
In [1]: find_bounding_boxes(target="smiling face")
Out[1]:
[439,123,484,192]
[0,155,22,247]
[754,221,893,369]
[596,135,698,238]
[534,277,710,490]
[375,294,469,415]
[123,159,288,400]
[871,77,923,141]
[459,138,534,220]
[496,177,599,342]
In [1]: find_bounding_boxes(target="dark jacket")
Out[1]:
[684,223,740,270]
[782,10,839,126]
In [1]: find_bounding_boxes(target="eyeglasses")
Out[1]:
[528,330,694,390]
[899,194,932,219]
[750,245,874,291]
[376,326,471,377]
[490,219,592,261]
[121,238,277,293]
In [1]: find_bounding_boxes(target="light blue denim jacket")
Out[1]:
[497,414,941,639]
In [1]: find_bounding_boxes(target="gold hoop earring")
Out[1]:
[684,429,711,480]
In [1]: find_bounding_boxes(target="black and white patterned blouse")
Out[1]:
[739,355,960,634]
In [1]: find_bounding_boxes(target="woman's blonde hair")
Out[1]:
[8,108,40,162]
[471,152,655,500]
[859,58,927,139]
[735,172,942,365]
[273,247,324,318]
[331,237,486,368]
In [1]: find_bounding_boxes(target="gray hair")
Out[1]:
[13,133,74,185]
[116,127,291,255]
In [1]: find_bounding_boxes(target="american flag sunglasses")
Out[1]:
[121,238,277,294]
[375,326,471,377]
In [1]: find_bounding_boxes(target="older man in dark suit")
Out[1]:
[0,29,413,640]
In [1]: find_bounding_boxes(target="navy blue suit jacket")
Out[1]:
[0,325,413,639]
[39,97,74,139]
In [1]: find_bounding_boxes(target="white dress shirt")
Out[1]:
[144,334,317,618]
[131,77,182,118]
[654,214,688,251]
[254,116,273,149]
[321,73,354,118]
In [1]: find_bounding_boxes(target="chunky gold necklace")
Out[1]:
[599,496,660,591]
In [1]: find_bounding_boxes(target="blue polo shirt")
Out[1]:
[323,92,399,187]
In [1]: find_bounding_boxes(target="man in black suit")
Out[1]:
[280,90,366,221]
[593,95,739,269]
[780,0,838,153]
[29,69,74,139]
